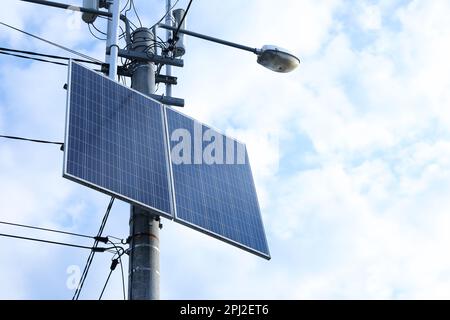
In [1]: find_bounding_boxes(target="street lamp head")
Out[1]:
[256,45,300,73]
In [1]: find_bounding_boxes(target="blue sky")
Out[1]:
[1,0,450,299]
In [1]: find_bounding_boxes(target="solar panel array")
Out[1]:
[64,62,270,259]
[64,62,173,218]
[166,108,270,258]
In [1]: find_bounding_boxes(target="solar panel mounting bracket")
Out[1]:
[149,94,184,107]
[117,49,184,67]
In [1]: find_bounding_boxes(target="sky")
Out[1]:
[1,0,450,299]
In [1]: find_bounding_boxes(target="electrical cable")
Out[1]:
[72,197,115,300]
[123,0,133,18]
[131,0,142,28]
[121,0,131,14]
[0,47,102,65]
[88,23,107,41]
[0,232,107,252]
[173,0,193,41]
[0,50,67,66]
[0,21,103,63]
[128,19,139,31]
[118,252,126,300]
[0,220,94,240]
[109,240,126,300]
[107,235,124,242]
[99,241,126,300]
[99,268,114,300]
[96,16,127,40]
[0,134,63,146]
[91,22,107,36]
[149,0,180,30]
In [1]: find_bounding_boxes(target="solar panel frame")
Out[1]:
[164,106,271,260]
[63,61,270,259]
[63,61,174,219]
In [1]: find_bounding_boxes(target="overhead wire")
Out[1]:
[99,241,126,300]
[98,267,114,299]
[110,240,126,299]
[131,0,142,28]
[107,235,125,243]
[0,51,67,66]
[149,0,180,30]
[96,16,127,40]
[91,23,107,36]
[72,197,115,300]
[121,0,131,14]
[122,0,133,18]
[0,47,102,65]
[0,220,94,240]
[88,23,107,41]
[0,4,140,300]
[0,21,102,64]
[120,0,181,53]
[172,0,193,42]
[0,232,107,252]
[0,134,63,146]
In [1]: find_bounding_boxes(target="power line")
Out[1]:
[90,23,107,36]
[0,220,96,240]
[173,0,193,41]
[99,241,126,300]
[0,50,67,66]
[121,0,131,14]
[118,252,126,299]
[149,0,180,30]
[0,134,63,146]
[122,0,133,19]
[96,16,127,41]
[73,197,115,300]
[88,23,107,41]
[0,21,103,63]
[0,47,103,65]
[131,0,142,28]
[0,232,107,252]
[121,1,139,31]
[110,241,126,300]
[99,267,114,300]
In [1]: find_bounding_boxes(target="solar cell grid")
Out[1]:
[64,61,270,259]
[64,62,173,218]
[165,108,270,259]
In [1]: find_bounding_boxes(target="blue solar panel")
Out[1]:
[63,62,173,218]
[165,107,270,259]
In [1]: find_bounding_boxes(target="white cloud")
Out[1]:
[358,4,382,31]
[2,0,450,300]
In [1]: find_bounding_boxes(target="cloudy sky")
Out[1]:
[1,0,450,299]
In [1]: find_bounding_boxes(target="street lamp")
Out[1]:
[256,45,300,73]
[158,24,300,73]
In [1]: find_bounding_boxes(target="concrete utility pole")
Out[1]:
[128,27,161,300]
[165,0,173,98]
[20,0,299,301]
[106,0,120,80]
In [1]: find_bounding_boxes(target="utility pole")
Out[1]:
[128,27,161,300]
[20,0,299,301]
[106,0,120,80]
[165,0,173,98]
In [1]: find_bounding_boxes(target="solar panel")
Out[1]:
[165,107,270,259]
[63,61,270,259]
[63,62,173,218]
